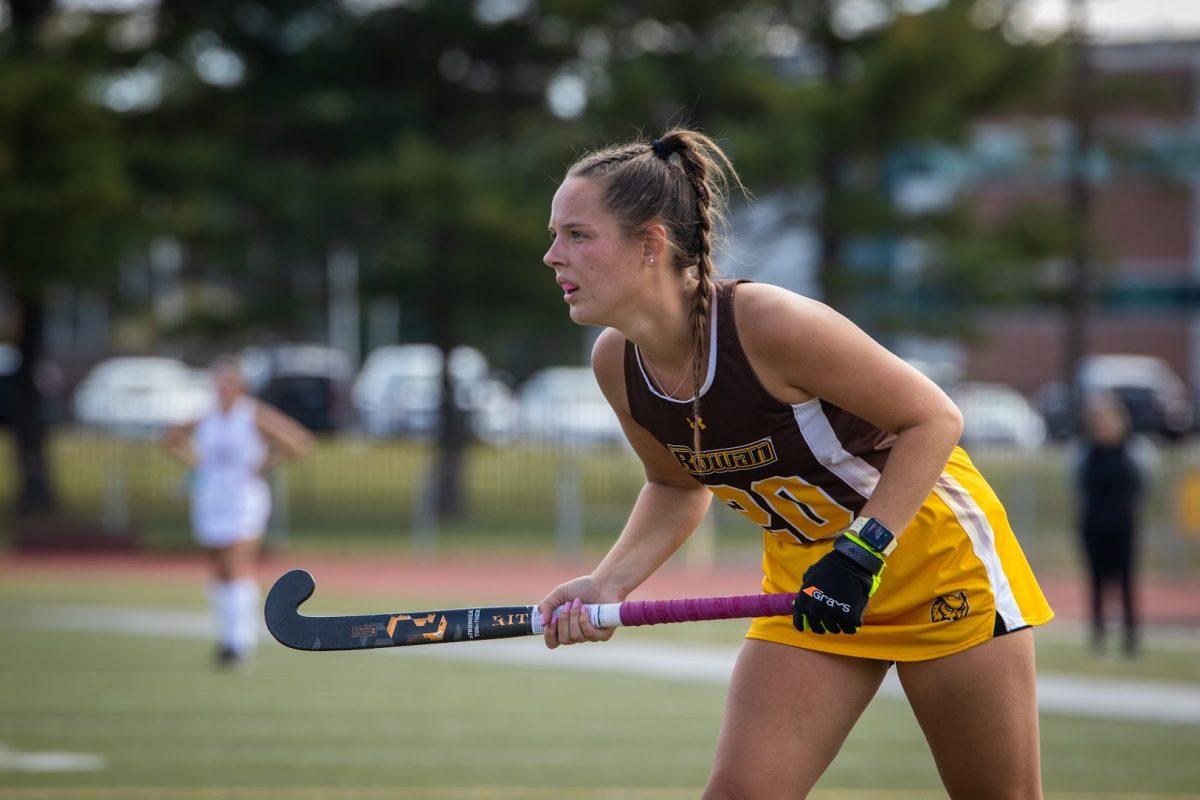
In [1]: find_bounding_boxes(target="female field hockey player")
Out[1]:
[537,129,1053,799]
[165,358,314,667]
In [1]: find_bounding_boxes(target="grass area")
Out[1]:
[4,569,1200,685]
[1,574,1198,798]
[3,430,1200,575]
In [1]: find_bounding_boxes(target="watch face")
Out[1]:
[861,519,894,549]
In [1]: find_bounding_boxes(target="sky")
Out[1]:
[50,0,1200,43]
[1021,0,1200,42]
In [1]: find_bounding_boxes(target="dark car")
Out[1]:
[1035,355,1194,441]
[240,345,353,433]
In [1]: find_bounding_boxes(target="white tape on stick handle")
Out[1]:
[529,603,624,634]
[593,603,623,628]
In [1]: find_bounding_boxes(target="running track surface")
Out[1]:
[2,550,1198,627]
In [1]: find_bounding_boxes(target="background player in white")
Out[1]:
[165,358,313,667]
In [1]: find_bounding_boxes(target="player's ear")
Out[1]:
[641,223,669,266]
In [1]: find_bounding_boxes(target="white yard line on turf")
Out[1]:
[9,603,1200,726]
[0,743,105,772]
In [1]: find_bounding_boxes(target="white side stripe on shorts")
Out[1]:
[791,399,1027,630]
[933,473,1027,631]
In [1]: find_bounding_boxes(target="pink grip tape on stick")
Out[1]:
[540,592,799,633]
[618,593,797,626]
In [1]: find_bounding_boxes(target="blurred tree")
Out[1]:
[114,1,587,519]
[118,0,818,520]
[2,0,1067,528]
[0,0,133,516]
[545,0,1063,340]
[793,0,1061,330]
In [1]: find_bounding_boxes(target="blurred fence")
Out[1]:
[2,428,1199,574]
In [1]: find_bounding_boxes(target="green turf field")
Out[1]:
[3,432,1199,575]
[1,573,1198,799]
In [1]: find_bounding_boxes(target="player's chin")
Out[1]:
[566,300,601,326]
[568,291,620,327]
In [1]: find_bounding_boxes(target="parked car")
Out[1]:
[240,344,353,432]
[73,356,214,437]
[1036,354,1194,440]
[353,344,517,442]
[517,366,623,446]
[904,358,963,392]
[463,376,520,444]
[950,382,1046,450]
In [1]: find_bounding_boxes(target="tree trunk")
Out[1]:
[433,344,468,521]
[9,0,62,519]
[814,1,849,312]
[13,290,57,515]
[431,229,468,521]
[1064,0,1093,435]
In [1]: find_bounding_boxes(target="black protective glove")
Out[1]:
[792,535,886,635]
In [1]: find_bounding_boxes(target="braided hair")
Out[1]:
[566,129,744,456]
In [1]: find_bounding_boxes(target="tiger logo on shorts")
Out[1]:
[930,591,970,623]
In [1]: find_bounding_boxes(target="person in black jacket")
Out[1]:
[1077,392,1146,656]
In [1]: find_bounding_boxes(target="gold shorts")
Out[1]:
[746,447,1054,662]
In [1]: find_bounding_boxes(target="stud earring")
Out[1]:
[649,257,655,263]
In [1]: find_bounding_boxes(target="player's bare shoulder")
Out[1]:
[733,282,833,352]
[590,326,630,416]
[732,282,826,404]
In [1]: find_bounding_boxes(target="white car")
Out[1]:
[353,344,517,442]
[73,356,214,437]
[951,382,1046,450]
[517,367,624,446]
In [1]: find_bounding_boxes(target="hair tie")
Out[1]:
[650,138,673,160]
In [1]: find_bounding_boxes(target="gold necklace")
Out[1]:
[642,349,693,399]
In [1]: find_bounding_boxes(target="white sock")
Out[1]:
[229,577,261,655]
[207,581,239,651]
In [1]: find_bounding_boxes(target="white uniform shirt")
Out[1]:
[190,397,271,545]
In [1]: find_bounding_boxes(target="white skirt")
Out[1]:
[190,473,272,548]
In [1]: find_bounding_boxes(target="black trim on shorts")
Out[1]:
[993,612,1030,638]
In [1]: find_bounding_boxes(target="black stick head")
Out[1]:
[264,569,319,650]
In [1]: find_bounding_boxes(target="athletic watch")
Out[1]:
[845,516,898,557]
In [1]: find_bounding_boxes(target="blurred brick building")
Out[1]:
[964,38,1200,397]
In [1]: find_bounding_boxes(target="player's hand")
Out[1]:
[792,536,886,635]
[537,575,623,649]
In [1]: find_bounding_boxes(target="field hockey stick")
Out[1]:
[265,568,797,652]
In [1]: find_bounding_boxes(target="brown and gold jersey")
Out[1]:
[624,280,897,544]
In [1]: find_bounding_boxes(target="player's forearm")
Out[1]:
[269,426,314,460]
[281,427,315,457]
[859,410,962,537]
[591,481,712,599]
[163,437,195,467]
